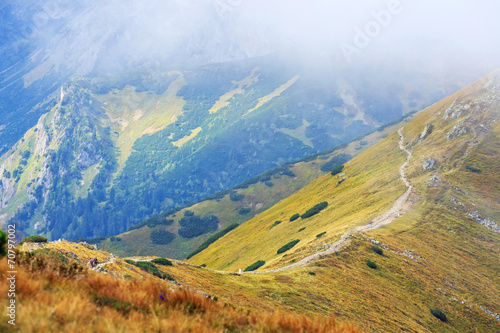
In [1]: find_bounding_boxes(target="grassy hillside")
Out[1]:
[2,240,362,333]
[180,71,500,331]
[94,119,410,259]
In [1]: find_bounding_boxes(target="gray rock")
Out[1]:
[422,158,437,170]
[446,118,473,140]
[420,124,433,140]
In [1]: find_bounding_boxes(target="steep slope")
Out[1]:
[3,240,362,332]
[95,116,411,259]
[183,71,500,331]
[1,56,446,240]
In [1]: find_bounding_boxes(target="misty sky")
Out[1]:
[4,0,500,80]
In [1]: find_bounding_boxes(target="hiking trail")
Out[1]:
[244,127,413,274]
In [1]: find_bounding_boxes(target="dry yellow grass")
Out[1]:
[0,250,363,333]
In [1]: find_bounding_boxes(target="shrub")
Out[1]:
[271,221,282,228]
[316,232,326,238]
[465,165,481,173]
[186,223,239,259]
[320,154,351,172]
[289,214,300,222]
[178,215,219,238]
[150,228,175,245]
[244,260,265,272]
[301,201,328,219]
[277,240,300,254]
[132,261,175,281]
[308,271,316,276]
[229,191,244,202]
[184,210,195,217]
[366,260,377,269]
[151,258,173,266]
[372,246,383,255]
[200,264,206,268]
[264,181,274,187]
[331,164,344,176]
[298,227,306,232]
[238,208,251,215]
[430,309,447,322]
[20,235,47,244]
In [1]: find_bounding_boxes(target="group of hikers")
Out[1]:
[89,258,99,268]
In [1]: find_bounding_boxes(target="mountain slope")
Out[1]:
[3,240,362,333]
[94,118,410,259]
[188,70,499,272]
[182,71,500,331]
[1,56,449,240]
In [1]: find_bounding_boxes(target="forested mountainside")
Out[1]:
[0,56,480,241]
[94,115,410,259]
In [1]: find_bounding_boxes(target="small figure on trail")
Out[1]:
[94,258,98,266]
[90,259,94,268]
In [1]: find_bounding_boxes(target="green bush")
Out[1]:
[430,309,447,322]
[270,221,282,228]
[465,165,481,173]
[184,210,195,217]
[277,240,300,254]
[151,258,173,266]
[331,164,344,176]
[264,181,274,187]
[372,246,383,255]
[186,223,239,259]
[133,261,175,281]
[308,271,316,276]
[229,191,244,202]
[238,208,251,215]
[289,214,300,222]
[301,201,328,219]
[178,215,219,238]
[244,260,265,272]
[20,235,47,244]
[150,228,175,245]
[320,154,351,172]
[298,227,306,232]
[366,259,377,269]
[316,232,326,238]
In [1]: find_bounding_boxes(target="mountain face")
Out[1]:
[7,71,498,333]
[0,0,273,155]
[0,55,460,241]
[185,71,500,331]
[189,69,500,270]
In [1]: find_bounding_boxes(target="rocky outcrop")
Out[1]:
[0,176,16,209]
[422,158,437,171]
[419,124,433,141]
[467,211,500,233]
[446,117,473,140]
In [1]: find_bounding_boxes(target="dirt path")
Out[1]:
[244,127,413,274]
[125,128,413,276]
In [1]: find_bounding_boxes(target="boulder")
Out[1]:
[422,158,437,170]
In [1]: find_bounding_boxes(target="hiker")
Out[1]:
[90,259,94,268]
[94,258,98,266]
